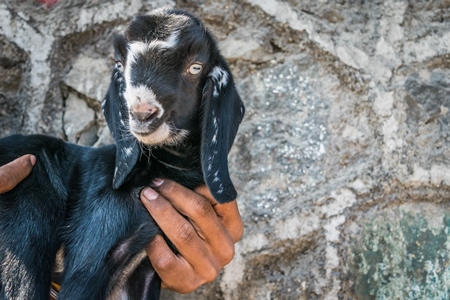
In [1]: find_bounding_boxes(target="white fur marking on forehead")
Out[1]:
[127,31,179,60]
[124,43,140,98]
[150,31,179,49]
[124,31,180,94]
[128,41,148,59]
[123,44,163,118]
[125,42,147,81]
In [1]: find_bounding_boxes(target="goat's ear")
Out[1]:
[201,58,245,203]
[113,34,128,65]
[102,60,140,190]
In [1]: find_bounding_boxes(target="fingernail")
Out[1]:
[151,178,164,187]
[142,188,159,200]
[29,155,36,166]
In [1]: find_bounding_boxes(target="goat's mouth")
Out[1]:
[130,116,168,143]
[129,115,187,146]
[132,123,171,145]
[130,118,164,135]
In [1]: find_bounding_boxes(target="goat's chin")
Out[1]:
[132,123,189,147]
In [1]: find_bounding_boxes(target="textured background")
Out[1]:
[1,0,450,299]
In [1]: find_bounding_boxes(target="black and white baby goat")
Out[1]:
[0,8,244,299]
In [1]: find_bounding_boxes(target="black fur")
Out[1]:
[0,8,244,299]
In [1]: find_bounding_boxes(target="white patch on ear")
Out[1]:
[210,66,229,87]
[211,112,218,144]
[123,147,133,157]
[213,170,220,182]
[209,66,229,98]
[213,86,219,98]
[217,184,224,194]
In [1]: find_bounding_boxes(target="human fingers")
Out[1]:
[150,180,237,266]
[145,234,208,293]
[141,186,220,292]
[0,154,36,194]
[194,184,244,243]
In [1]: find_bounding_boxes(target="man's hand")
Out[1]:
[140,179,243,294]
[0,154,36,194]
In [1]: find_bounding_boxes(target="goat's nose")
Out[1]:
[130,104,159,123]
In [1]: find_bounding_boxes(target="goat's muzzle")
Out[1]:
[130,103,160,124]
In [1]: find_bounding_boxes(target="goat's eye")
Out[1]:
[115,61,123,69]
[188,63,203,75]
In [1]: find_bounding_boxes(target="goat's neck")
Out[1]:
[149,138,201,172]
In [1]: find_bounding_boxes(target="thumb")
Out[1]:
[0,154,36,194]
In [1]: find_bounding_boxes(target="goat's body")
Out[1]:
[0,8,245,299]
[0,134,203,299]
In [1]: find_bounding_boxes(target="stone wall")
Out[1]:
[1,0,450,299]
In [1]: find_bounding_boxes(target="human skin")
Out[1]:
[0,154,36,194]
[142,180,244,293]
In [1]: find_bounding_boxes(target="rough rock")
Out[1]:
[64,56,112,105]
[0,35,30,137]
[1,0,450,299]
[345,202,450,300]
[63,93,96,143]
[93,126,115,147]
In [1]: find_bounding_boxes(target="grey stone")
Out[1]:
[63,93,96,144]
[345,203,450,300]
[77,123,99,146]
[0,35,30,137]
[94,126,115,147]
[65,56,112,103]
[219,30,273,63]
[404,70,450,126]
